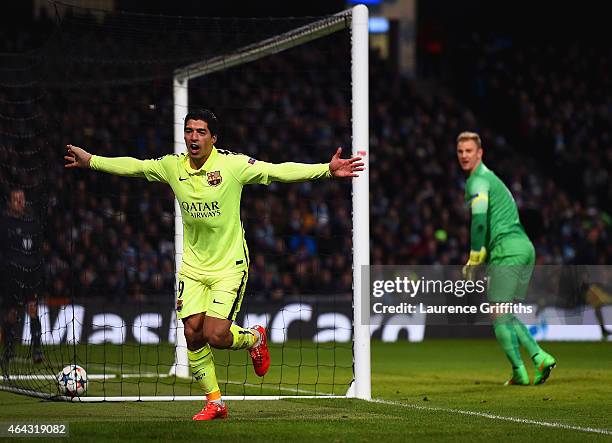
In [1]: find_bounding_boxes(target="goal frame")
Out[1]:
[0,5,370,403]
[169,4,371,401]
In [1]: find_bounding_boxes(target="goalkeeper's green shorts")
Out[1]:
[487,237,536,303]
[175,269,248,321]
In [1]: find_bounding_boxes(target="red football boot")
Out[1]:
[192,402,228,421]
[248,325,270,377]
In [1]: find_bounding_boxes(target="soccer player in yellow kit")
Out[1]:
[65,109,364,419]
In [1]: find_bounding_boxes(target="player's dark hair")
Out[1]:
[184,109,218,137]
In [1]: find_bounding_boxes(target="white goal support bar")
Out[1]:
[63,395,348,402]
[349,4,371,401]
[0,385,337,402]
[171,5,371,400]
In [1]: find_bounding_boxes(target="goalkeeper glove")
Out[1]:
[462,247,487,281]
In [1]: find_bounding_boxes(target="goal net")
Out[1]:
[0,1,369,401]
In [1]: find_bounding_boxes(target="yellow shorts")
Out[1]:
[175,270,248,321]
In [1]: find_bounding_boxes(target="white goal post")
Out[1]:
[170,5,371,401]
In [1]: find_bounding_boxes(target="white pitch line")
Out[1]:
[372,399,611,436]
[91,373,336,395]
[86,363,167,373]
[96,373,336,396]
[120,373,164,379]
[2,370,337,396]
[217,379,336,396]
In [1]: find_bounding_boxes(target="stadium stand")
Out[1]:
[1,7,609,308]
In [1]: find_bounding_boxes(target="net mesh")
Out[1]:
[0,49,55,393]
[0,1,355,399]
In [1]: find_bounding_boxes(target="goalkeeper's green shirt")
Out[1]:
[91,147,331,277]
[464,162,529,254]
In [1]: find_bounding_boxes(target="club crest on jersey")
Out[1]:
[176,299,183,312]
[206,171,222,186]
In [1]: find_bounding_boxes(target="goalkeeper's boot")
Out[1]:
[248,325,270,377]
[504,365,530,386]
[533,351,556,385]
[192,402,228,421]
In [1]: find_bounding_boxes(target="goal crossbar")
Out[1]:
[174,10,352,82]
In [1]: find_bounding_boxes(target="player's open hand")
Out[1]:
[64,144,92,169]
[329,147,365,178]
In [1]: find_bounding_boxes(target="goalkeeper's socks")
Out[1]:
[511,316,542,358]
[511,315,557,382]
[229,324,257,350]
[188,345,220,395]
[493,314,524,369]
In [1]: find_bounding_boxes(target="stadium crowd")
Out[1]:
[442,33,611,212]
[1,9,609,306]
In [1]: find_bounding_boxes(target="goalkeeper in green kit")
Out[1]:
[457,131,556,386]
[64,109,364,419]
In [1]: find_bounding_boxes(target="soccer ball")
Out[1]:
[57,365,87,397]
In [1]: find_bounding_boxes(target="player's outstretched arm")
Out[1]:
[64,144,92,169]
[64,144,150,178]
[238,147,364,185]
[328,147,364,178]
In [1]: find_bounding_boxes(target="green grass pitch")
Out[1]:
[0,339,610,442]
